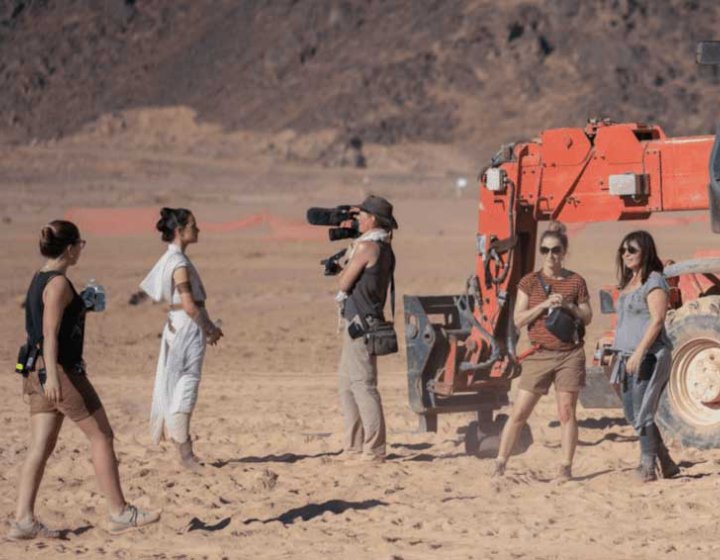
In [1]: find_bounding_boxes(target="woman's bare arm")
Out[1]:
[514,289,562,329]
[173,267,222,344]
[563,301,593,325]
[338,242,379,293]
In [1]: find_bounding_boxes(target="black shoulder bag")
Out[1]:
[536,272,585,345]
[362,263,399,356]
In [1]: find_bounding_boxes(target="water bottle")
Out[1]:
[83,278,106,312]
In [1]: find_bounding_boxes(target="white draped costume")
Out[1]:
[140,244,208,444]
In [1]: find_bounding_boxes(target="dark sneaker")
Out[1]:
[108,504,160,535]
[8,519,60,541]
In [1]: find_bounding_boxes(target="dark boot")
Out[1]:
[657,442,680,479]
[645,423,679,479]
[637,426,658,482]
[636,455,657,482]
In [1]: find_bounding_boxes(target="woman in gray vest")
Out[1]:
[611,230,680,481]
[336,195,397,462]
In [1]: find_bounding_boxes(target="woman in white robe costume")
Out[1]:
[140,208,223,469]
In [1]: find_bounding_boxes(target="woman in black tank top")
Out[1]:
[10,221,159,541]
[25,270,86,373]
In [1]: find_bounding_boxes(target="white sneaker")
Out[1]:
[107,504,160,535]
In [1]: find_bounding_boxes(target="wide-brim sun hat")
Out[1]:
[358,195,398,230]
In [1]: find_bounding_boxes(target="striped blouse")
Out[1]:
[517,269,590,350]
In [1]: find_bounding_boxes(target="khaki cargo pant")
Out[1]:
[338,322,386,458]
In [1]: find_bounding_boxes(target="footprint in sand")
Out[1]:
[254,468,279,491]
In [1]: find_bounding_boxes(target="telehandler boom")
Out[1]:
[404,117,720,450]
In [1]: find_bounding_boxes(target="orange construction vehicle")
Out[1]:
[404,42,720,452]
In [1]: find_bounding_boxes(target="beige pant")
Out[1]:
[338,323,386,458]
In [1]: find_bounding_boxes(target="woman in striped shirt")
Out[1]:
[493,222,592,482]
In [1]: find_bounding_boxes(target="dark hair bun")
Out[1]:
[156,207,192,242]
[40,225,55,244]
[156,208,177,242]
[39,220,80,258]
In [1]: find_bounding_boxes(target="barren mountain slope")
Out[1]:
[1,0,719,155]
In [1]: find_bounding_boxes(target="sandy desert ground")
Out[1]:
[3,113,720,560]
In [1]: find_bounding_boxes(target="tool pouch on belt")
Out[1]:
[362,263,399,357]
[15,341,40,376]
[364,320,398,356]
[537,273,585,345]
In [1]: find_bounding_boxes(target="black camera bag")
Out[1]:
[362,264,398,356]
[537,272,585,345]
[364,321,399,356]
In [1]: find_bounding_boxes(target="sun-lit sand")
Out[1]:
[2,111,720,559]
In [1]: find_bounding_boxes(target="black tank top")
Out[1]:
[344,241,395,321]
[25,271,86,370]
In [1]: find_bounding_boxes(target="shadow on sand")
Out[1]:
[387,452,467,462]
[210,451,342,468]
[389,442,434,451]
[577,432,637,447]
[186,516,232,532]
[57,525,93,540]
[243,499,388,525]
[548,416,627,430]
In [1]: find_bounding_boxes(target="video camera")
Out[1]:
[306,205,360,242]
[307,205,361,276]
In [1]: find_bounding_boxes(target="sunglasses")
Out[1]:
[539,246,563,255]
[74,239,87,248]
[619,245,639,256]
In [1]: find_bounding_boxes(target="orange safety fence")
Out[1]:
[64,207,326,241]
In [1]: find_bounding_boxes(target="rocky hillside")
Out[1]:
[1,0,719,156]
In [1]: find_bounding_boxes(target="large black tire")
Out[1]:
[657,296,720,449]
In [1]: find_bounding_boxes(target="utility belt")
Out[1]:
[15,341,41,376]
[15,341,86,377]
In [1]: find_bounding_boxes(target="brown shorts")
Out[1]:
[517,346,586,395]
[23,364,103,422]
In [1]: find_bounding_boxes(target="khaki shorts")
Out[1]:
[24,364,103,422]
[517,346,586,395]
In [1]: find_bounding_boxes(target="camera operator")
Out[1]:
[335,195,398,463]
